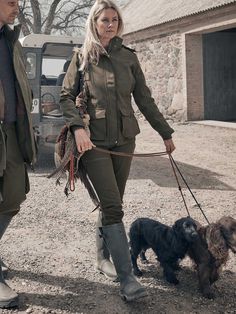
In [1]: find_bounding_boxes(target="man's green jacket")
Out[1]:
[0,24,36,176]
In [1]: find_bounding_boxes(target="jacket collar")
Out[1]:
[3,24,21,44]
[0,26,4,37]
[107,36,123,53]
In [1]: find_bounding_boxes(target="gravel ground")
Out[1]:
[1,119,236,314]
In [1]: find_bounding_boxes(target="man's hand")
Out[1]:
[74,128,95,153]
[163,138,175,154]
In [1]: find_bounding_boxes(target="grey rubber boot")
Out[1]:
[95,212,118,281]
[0,259,8,276]
[0,214,18,308]
[101,223,147,301]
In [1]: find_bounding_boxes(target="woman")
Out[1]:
[60,0,175,301]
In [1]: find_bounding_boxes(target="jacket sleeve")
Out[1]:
[59,51,84,129]
[132,54,174,140]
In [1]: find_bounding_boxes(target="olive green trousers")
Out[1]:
[81,141,135,226]
[0,123,28,215]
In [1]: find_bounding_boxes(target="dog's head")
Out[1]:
[218,216,236,254]
[173,217,199,243]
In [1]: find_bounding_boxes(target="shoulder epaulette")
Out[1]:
[122,45,136,53]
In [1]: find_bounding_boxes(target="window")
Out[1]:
[26,53,36,79]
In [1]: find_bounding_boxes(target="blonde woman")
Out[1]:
[60,0,175,301]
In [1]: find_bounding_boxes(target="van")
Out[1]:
[20,34,83,155]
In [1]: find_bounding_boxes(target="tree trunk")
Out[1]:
[44,0,61,35]
[30,0,42,33]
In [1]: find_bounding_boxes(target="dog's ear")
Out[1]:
[219,217,236,253]
[173,219,184,234]
[206,224,228,260]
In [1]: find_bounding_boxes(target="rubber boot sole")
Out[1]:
[96,267,119,282]
[0,295,18,309]
[120,288,148,302]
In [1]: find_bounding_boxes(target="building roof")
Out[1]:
[122,0,236,34]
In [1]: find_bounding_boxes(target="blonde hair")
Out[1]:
[80,0,124,70]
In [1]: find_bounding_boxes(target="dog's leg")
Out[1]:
[130,244,143,277]
[161,262,179,285]
[198,263,215,299]
[172,260,181,271]
[140,249,149,264]
[209,267,220,285]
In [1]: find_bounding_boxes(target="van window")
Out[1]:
[42,58,66,86]
[26,53,36,79]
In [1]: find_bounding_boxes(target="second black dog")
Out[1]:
[129,217,198,284]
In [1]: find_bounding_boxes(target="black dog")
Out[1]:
[129,217,198,284]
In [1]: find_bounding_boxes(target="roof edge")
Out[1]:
[123,0,236,35]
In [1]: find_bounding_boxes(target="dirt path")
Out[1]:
[1,120,236,314]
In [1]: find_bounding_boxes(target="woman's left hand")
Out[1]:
[163,138,175,154]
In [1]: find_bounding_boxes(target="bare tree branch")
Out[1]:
[19,0,94,35]
[18,5,31,35]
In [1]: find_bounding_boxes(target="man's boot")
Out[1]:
[95,212,117,281]
[101,222,147,301]
[0,214,18,308]
[0,265,18,308]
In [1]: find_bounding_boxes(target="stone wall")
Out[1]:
[128,31,185,121]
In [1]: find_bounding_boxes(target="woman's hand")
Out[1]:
[163,138,175,154]
[74,128,95,153]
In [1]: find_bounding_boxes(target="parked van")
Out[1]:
[20,34,83,148]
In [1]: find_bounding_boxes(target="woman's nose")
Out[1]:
[108,21,114,27]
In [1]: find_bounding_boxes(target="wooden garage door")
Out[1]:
[203,31,236,121]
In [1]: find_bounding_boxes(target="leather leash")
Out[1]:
[86,147,210,224]
[168,154,210,224]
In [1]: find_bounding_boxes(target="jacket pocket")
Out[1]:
[95,108,106,119]
[121,113,140,139]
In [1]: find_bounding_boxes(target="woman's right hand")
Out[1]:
[74,128,95,153]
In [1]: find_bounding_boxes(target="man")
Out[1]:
[0,0,36,309]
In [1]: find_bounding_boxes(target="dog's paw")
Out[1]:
[202,290,215,299]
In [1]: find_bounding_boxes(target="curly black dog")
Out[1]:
[129,217,198,284]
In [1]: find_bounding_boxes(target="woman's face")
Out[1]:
[95,8,119,43]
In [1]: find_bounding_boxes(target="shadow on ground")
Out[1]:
[129,156,235,191]
[8,267,236,313]
[9,269,159,313]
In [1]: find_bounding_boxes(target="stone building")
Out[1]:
[122,0,236,122]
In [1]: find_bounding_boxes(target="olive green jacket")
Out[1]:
[60,36,174,146]
[0,25,36,176]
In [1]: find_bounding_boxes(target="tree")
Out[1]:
[18,0,94,36]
